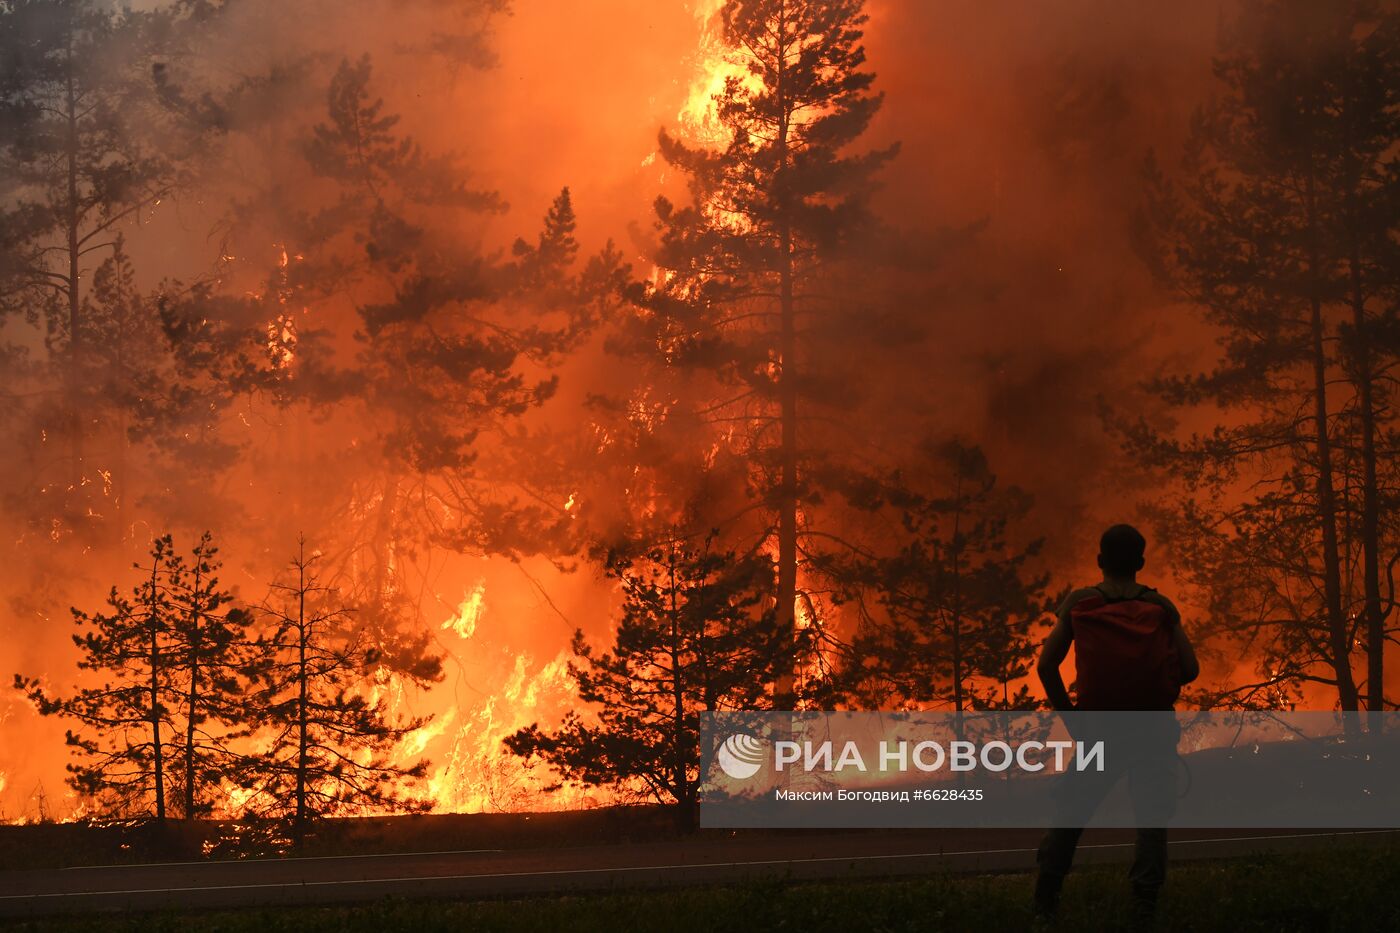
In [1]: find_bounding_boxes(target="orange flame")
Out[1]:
[678,1,759,147]
[377,584,602,814]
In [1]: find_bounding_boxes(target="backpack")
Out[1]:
[1070,586,1181,711]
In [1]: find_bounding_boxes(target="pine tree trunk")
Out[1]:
[776,237,798,708]
[773,10,799,710]
[1305,175,1360,721]
[1310,297,1360,717]
[184,561,202,820]
[949,490,966,742]
[666,546,689,831]
[113,259,131,550]
[115,408,128,549]
[1348,241,1384,725]
[147,561,166,822]
[296,554,310,844]
[65,63,83,493]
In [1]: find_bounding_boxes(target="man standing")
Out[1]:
[1033,524,1200,922]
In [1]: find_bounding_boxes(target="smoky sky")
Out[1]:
[454,1,1225,559]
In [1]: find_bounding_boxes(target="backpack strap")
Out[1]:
[1091,584,1156,605]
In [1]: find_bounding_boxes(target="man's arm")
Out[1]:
[1155,594,1200,685]
[1173,622,1200,685]
[1037,612,1076,712]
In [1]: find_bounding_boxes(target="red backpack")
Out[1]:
[1070,586,1181,711]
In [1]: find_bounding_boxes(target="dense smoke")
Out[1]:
[0,0,1316,821]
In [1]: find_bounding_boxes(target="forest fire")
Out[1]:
[678,0,759,146]
[400,579,597,814]
[422,649,591,814]
[441,582,487,640]
[0,0,1396,877]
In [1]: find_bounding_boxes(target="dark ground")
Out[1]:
[2,834,1400,932]
[0,809,1394,921]
[0,806,688,871]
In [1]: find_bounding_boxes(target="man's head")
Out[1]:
[1097,524,1147,578]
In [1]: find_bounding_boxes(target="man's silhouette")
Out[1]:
[1033,524,1199,922]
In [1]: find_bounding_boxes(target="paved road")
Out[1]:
[0,828,1394,918]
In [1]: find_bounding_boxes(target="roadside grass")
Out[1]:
[3,841,1396,932]
[0,808,687,871]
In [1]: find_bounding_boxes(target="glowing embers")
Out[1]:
[625,387,674,432]
[259,244,304,371]
[266,314,298,369]
[441,581,486,640]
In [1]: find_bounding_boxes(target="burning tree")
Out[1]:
[14,533,254,821]
[608,0,898,706]
[1130,0,1400,716]
[0,0,176,541]
[505,534,796,830]
[836,441,1051,715]
[218,54,614,636]
[243,541,436,841]
[78,238,170,546]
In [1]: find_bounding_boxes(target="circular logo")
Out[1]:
[716,732,766,780]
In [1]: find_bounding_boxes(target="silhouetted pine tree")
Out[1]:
[0,0,173,537]
[836,441,1050,718]
[165,532,256,819]
[505,533,796,831]
[607,0,898,707]
[77,237,169,546]
[287,59,616,599]
[14,533,252,820]
[1131,0,1400,716]
[244,541,435,841]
